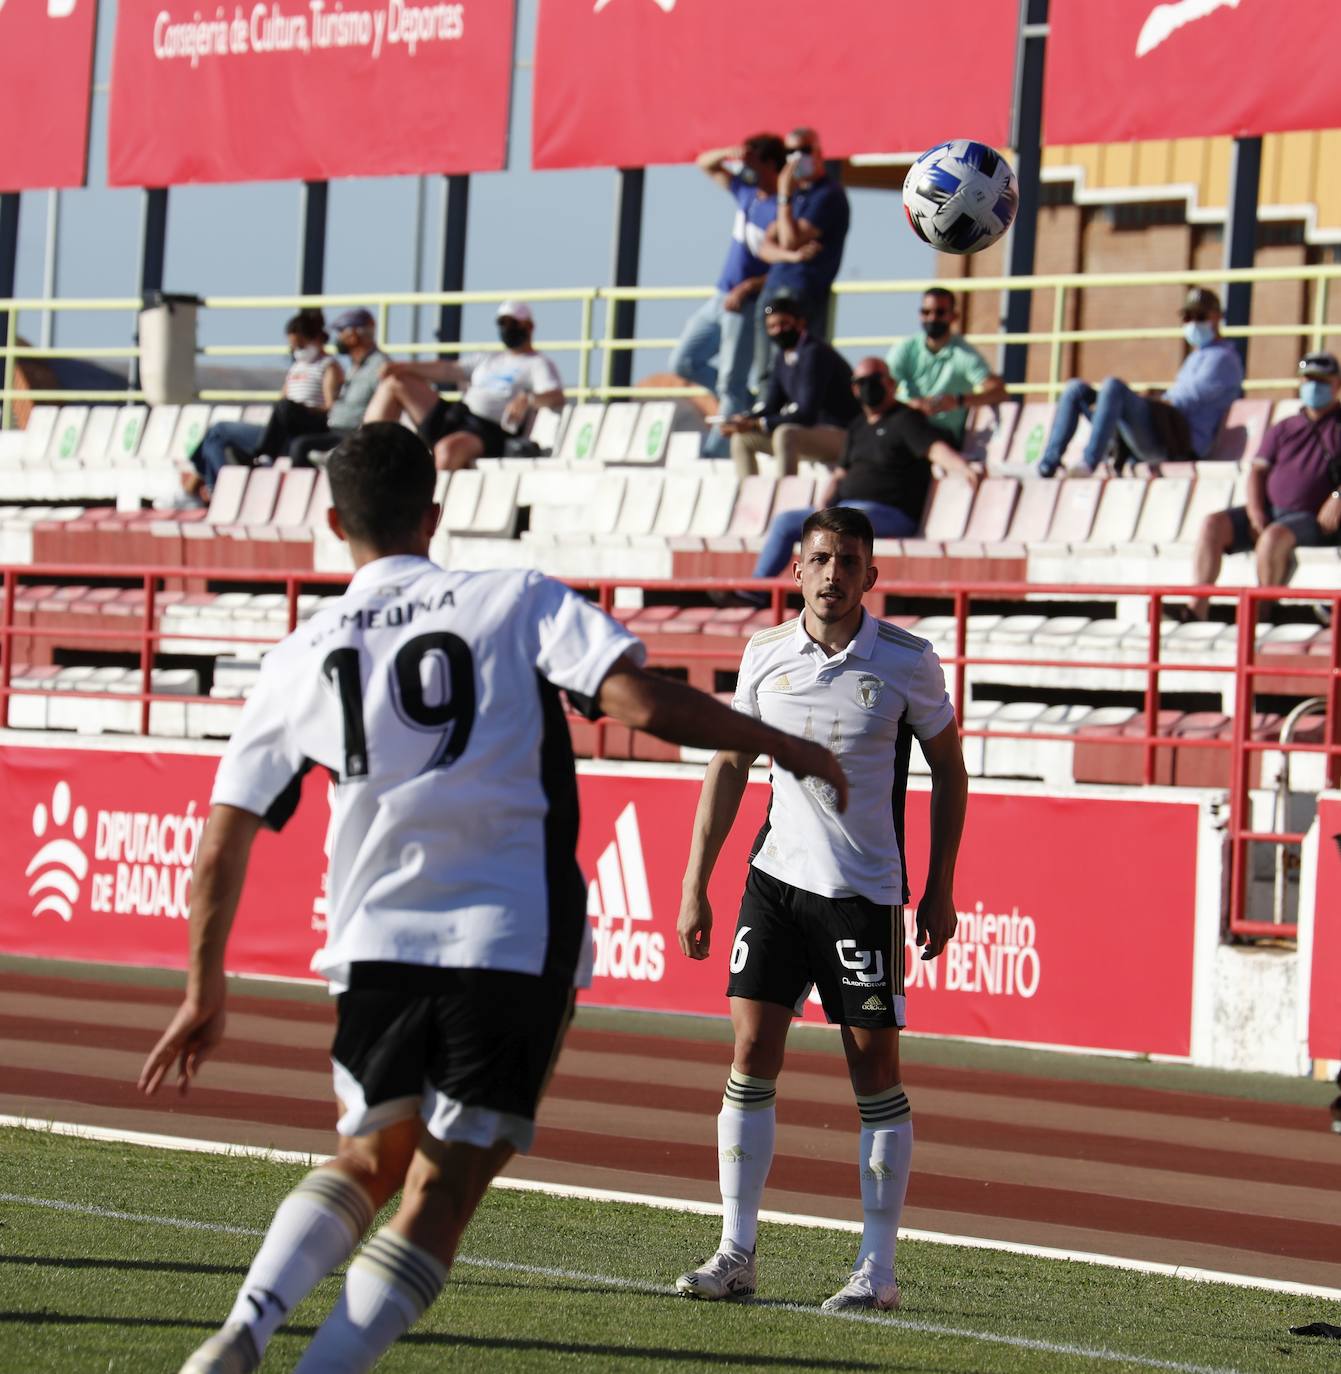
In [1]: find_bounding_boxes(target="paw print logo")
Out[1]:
[26,781,90,922]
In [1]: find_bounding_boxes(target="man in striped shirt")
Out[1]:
[676,506,969,1313]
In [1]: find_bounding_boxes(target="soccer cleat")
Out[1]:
[821,1269,901,1313]
[177,1323,260,1374]
[675,1247,757,1300]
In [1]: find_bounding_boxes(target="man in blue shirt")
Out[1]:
[1036,288,1243,477]
[757,127,851,352]
[671,134,787,456]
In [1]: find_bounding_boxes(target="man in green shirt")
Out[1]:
[885,287,1006,447]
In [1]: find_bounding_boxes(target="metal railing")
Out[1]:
[6,261,1341,428]
[2,564,1337,942]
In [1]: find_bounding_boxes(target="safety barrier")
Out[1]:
[2,562,1337,943]
[6,261,1341,428]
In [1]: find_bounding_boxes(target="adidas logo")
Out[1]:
[719,1145,751,1164]
[863,1161,897,1181]
[586,803,666,983]
[861,994,886,1013]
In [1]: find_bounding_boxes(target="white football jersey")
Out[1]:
[732,612,954,905]
[212,555,643,991]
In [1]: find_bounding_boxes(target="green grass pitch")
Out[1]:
[0,1126,1336,1373]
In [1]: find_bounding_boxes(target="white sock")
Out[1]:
[294,1227,447,1374]
[854,1085,913,1285]
[718,1069,776,1254]
[225,1168,375,1354]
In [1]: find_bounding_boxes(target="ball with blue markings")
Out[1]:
[902,140,1019,255]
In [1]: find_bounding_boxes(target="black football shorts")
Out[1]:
[331,962,574,1152]
[725,868,906,1029]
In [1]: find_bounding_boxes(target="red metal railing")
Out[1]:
[3,564,1338,941]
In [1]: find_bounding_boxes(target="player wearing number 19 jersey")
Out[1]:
[142,425,847,1374]
[675,506,969,1314]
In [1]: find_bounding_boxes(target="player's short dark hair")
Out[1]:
[743,132,787,171]
[922,286,956,310]
[327,423,436,549]
[801,506,874,557]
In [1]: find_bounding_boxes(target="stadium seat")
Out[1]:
[1174,471,1237,543]
[1205,398,1271,464]
[558,403,606,462]
[205,467,250,526]
[529,406,564,453]
[22,406,59,460]
[964,400,1019,468]
[595,403,641,462]
[108,406,148,464]
[613,471,663,539]
[962,477,1019,542]
[688,473,739,539]
[649,472,701,540]
[1041,477,1104,546]
[470,471,521,536]
[137,405,181,462]
[1001,478,1060,545]
[1086,477,1147,547]
[169,405,213,462]
[666,431,703,467]
[441,469,484,533]
[234,468,282,526]
[627,401,676,464]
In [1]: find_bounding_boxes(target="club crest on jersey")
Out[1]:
[855,674,882,709]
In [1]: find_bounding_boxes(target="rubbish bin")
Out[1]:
[137,292,201,406]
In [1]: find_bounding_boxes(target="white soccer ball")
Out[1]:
[902,140,1019,255]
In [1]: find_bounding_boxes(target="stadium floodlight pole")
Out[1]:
[1000,0,1048,387]
[609,167,645,393]
[436,174,470,349]
[298,180,329,297]
[1224,135,1262,366]
[131,188,169,392]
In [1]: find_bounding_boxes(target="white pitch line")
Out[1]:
[6,1115,1341,1308]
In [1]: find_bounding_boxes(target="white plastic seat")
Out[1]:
[615,471,663,538]
[558,404,606,462]
[1133,477,1191,546]
[109,406,149,464]
[666,431,703,467]
[46,406,89,466]
[627,401,676,464]
[1087,477,1147,546]
[529,406,563,453]
[442,469,483,532]
[595,402,641,462]
[1174,474,1237,544]
[137,405,181,462]
[170,405,213,462]
[650,473,700,538]
[78,406,119,465]
[470,471,520,535]
[689,474,739,538]
[22,406,59,461]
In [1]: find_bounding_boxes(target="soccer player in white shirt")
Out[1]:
[675,506,968,1313]
[139,424,847,1374]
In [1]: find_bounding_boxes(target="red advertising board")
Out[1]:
[1307,795,1341,1061]
[531,0,1016,170]
[0,744,1200,1058]
[108,0,514,186]
[1045,0,1341,145]
[0,0,98,191]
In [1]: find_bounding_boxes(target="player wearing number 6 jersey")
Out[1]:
[141,424,848,1374]
[675,506,969,1314]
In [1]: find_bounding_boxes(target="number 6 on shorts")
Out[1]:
[730,926,751,974]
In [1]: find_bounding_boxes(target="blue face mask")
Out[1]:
[1183,321,1216,349]
[1300,379,1334,410]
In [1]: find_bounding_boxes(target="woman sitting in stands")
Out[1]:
[179,309,342,506]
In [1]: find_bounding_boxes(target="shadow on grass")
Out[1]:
[0,1254,248,1277]
[0,1313,893,1369]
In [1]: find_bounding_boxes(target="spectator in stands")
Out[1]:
[362,301,564,471]
[734,358,980,598]
[179,310,341,504]
[756,127,850,347]
[670,134,787,458]
[1186,351,1341,620]
[1036,288,1243,478]
[724,295,859,479]
[287,308,390,468]
[887,288,1007,447]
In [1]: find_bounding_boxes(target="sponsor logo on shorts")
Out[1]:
[835,939,885,986]
[860,994,886,1013]
[855,674,883,709]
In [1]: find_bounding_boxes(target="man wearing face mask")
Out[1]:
[724,295,859,480]
[755,127,851,350]
[671,133,787,457]
[1036,288,1243,478]
[288,309,390,468]
[362,301,564,471]
[886,288,1007,448]
[739,358,979,591]
[1186,352,1341,620]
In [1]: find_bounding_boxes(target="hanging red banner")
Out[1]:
[1046,0,1341,144]
[531,0,1016,170]
[0,0,98,191]
[108,0,514,186]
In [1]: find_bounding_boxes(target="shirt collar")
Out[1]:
[792,608,876,660]
[347,553,433,594]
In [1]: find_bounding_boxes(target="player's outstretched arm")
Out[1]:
[595,656,848,811]
[138,804,264,1096]
[678,749,754,961]
[915,720,969,961]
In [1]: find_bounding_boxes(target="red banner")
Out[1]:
[108,0,514,186]
[0,0,97,191]
[1045,0,1341,145]
[531,0,1016,170]
[1307,795,1341,1062]
[0,745,1200,1058]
